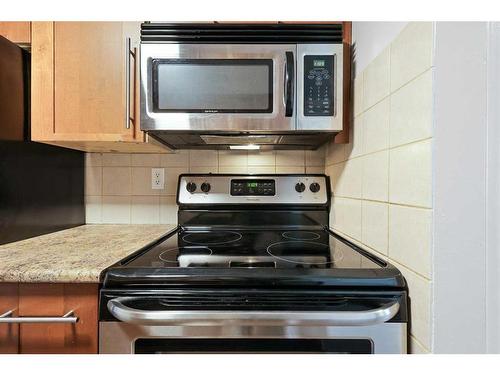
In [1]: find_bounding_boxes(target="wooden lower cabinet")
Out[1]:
[0,283,99,354]
[0,283,19,353]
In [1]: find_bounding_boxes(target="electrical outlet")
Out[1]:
[151,168,165,190]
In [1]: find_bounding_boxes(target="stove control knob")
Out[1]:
[309,182,321,193]
[295,182,306,193]
[186,182,197,193]
[201,182,211,193]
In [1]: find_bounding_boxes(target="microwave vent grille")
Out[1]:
[200,135,280,145]
[141,23,343,44]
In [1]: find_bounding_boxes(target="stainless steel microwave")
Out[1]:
[139,23,344,149]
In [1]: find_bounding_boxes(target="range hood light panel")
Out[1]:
[229,144,261,151]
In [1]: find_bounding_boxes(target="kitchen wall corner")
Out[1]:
[325,22,435,353]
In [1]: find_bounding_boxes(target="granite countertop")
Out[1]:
[0,224,176,283]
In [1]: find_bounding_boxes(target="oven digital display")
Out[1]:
[231,179,275,196]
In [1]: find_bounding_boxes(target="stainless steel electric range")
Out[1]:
[99,174,408,354]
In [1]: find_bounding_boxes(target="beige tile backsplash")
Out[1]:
[363,46,391,109]
[361,150,389,202]
[390,22,434,92]
[102,167,131,196]
[85,148,325,225]
[389,205,432,278]
[363,97,390,154]
[361,200,389,255]
[325,22,434,353]
[389,140,432,208]
[390,69,433,148]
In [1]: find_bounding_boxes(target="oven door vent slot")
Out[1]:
[152,293,357,311]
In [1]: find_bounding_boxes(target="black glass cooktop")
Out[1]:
[123,229,383,270]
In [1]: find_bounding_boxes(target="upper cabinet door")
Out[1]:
[0,22,30,44]
[53,22,138,141]
[31,22,169,152]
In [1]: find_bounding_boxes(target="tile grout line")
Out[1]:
[387,45,393,260]
[359,66,434,117]
[325,136,433,167]
[332,195,432,211]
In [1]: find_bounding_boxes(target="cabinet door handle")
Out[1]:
[125,37,136,130]
[0,310,79,324]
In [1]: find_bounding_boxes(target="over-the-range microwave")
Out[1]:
[139,23,345,150]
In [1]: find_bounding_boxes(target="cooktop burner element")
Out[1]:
[267,240,343,265]
[159,246,212,263]
[181,231,242,245]
[282,231,321,241]
[121,228,379,270]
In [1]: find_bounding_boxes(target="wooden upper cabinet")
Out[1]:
[0,22,30,44]
[31,22,166,153]
[54,22,135,140]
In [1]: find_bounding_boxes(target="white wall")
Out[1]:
[432,22,488,353]
[486,22,500,354]
[352,22,407,76]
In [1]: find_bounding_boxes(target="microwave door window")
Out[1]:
[153,59,273,113]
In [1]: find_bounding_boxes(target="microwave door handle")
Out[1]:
[284,51,294,117]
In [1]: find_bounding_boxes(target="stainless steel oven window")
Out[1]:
[152,59,273,113]
[133,338,374,354]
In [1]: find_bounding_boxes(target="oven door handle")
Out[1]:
[107,298,399,327]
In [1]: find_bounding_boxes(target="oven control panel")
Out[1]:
[230,179,275,196]
[178,174,328,205]
[304,55,334,116]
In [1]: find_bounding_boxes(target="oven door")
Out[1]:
[140,44,296,132]
[99,296,407,354]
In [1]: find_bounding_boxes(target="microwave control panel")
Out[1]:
[303,55,335,117]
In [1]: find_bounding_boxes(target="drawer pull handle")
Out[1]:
[0,310,79,324]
